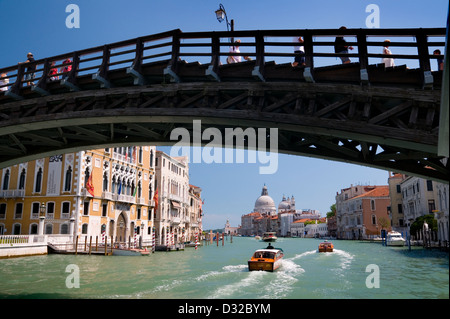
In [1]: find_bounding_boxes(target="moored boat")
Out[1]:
[318,240,334,252]
[248,246,284,272]
[262,232,277,242]
[386,231,406,246]
[113,248,150,256]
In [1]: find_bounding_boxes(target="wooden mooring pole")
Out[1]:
[75,235,79,255]
[104,236,108,256]
[89,236,92,255]
[222,233,224,246]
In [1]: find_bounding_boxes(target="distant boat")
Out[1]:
[262,232,277,242]
[248,246,284,272]
[113,248,150,256]
[318,240,334,253]
[255,236,261,240]
[386,231,406,246]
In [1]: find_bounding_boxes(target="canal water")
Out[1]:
[0,237,448,299]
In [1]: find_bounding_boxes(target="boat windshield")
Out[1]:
[253,251,275,259]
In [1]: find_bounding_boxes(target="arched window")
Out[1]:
[137,181,142,198]
[82,223,88,234]
[2,169,9,190]
[371,214,377,225]
[35,168,42,193]
[60,224,69,234]
[45,223,53,234]
[84,168,90,188]
[30,223,38,234]
[371,200,376,211]
[103,172,108,192]
[18,169,26,190]
[64,166,72,191]
[13,223,21,235]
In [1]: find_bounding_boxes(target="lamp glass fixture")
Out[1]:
[215,9,225,22]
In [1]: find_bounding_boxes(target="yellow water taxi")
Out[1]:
[248,246,284,272]
[318,240,334,252]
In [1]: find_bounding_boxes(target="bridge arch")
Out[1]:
[0,28,447,182]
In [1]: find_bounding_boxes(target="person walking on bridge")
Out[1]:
[334,26,353,64]
[382,39,395,68]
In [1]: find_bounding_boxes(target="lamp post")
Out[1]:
[215,3,234,43]
[38,202,46,236]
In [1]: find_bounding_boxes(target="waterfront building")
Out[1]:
[388,172,408,234]
[240,212,261,236]
[154,151,203,245]
[223,219,239,236]
[327,215,337,237]
[304,219,328,238]
[434,182,449,244]
[0,147,156,246]
[188,184,203,241]
[290,219,307,237]
[240,185,321,237]
[400,176,439,223]
[279,211,295,236]
[336,185,391,239]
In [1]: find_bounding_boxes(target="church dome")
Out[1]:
[278,195,291,210]
[254,185,276,214]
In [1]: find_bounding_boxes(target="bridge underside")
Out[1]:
[0,82,447,183]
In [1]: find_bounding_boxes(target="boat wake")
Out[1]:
[290,249,317,261]
[209,270,267,299]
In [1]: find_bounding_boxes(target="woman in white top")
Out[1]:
[0,73,9,91]
[227,39,250,64]
[382,39,395,68]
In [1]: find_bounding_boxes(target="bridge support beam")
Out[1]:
[92,72,112,89]
[205,65,220,82]
[164,66,180,83]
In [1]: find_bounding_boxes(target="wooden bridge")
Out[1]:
[0,28,448,182]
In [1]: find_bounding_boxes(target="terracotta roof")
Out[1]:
[352,186,389,199]
[293,218,311,223]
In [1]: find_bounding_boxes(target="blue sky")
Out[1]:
[1,0,448,229]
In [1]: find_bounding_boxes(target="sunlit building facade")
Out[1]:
[0,146,157,246]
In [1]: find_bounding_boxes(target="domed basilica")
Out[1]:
[253,185,277,215]
[253,185,296,215]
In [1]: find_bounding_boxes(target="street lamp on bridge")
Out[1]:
[215,3,234,43]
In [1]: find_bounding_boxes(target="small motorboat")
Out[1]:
[386,231,406,246]
[255,236,261,240]
[262,232,277,242]
[318,240,334,252]
[248,246,284,272]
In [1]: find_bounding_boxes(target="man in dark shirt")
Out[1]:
[334,27,353,64]
[24,52,36,86]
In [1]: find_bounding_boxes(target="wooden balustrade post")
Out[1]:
[357,33,369,83]
[252,32,265,82]
[416,31,433,87]
[206,34,221,81]
[164,30,181,83]
[303,33,314,83]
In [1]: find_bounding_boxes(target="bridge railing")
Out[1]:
[0,28,445,95]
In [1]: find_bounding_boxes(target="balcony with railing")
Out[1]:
[0,189,25,199]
